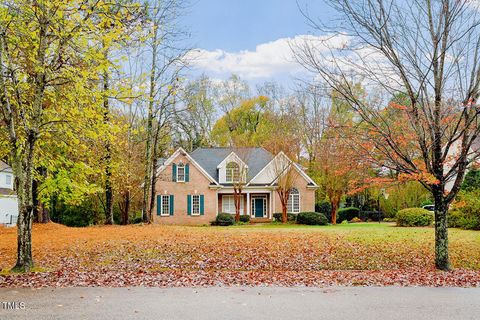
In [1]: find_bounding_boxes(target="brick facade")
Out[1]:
[153,153,217,225]
[153,149,317,225]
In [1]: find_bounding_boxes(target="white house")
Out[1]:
[0,161,18,226]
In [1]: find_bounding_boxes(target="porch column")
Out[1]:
[272,190,275,214]
[246,192,250,216]
[269,191,273,219]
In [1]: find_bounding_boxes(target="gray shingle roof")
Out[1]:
[189,147,273,183]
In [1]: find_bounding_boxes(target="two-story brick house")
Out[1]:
[153,147,318,224]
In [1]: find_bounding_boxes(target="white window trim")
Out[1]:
[251,196,267,218]
[191,195,200,216]
[287,189,301,214]
[225,162,240,183]
[5,174,12,186]
[222,195,244,214]
[176,164,185,182]
[160,195,170,216]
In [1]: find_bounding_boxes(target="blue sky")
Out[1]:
[184,0,330,51]
[182,0,335,86]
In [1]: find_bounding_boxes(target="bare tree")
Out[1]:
[141,0,190,222]
[173,75,217,151]
[293,0,480,270]
[272,154,300,223]
[230,148,251,222]
[294,83,330,170]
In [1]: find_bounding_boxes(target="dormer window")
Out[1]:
[176,162,185,182]
[226,162,240,183]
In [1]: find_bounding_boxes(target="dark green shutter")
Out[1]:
[156,195,161,215]
[172,163,177,182]
[169,195,174,216]
[185,164,190,182]
[200,195,204,215]
[187,195,191,215]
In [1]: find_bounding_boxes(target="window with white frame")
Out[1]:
[192,195,200,215]
[160,195,170,216]
[222,195,243,214]
[225,162,240,183]
[287,188,300,213]
[177,162,185,182]
[5,174,12,186]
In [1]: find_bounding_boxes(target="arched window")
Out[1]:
[226,162,240,183]
[287,188,300,213]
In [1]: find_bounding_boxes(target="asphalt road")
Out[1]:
[1,286,479,320]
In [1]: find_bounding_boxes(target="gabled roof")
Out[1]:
[156,147,219,185]
[216,152,248,169]
[0,161,13,173]
[190,147,273,182]
[247,151,318,187]
[158,147,318,188]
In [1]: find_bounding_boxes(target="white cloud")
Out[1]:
[188,34,351,80]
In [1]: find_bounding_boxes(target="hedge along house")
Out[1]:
[153,147,318,224]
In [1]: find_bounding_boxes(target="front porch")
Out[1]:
[217,191,274,220]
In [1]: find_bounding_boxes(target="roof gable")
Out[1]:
[156,148,218,184]
[248,152,318,187]
[190,147,273,182]
[0,161,13,173]
[216,152,248,169]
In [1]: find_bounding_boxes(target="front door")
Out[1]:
[254,198,264,218]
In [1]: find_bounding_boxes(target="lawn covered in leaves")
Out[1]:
[1,222,480,287]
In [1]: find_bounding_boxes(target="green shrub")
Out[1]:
[448,191,480,230]
[239,215,250,223]
[337,207,360,223]
[273,212,296,222]
[383,217,396,223]
[50,197,96,227]
[132,216,143,224]
[461,169,480,192]
[287,213,297,222]
[316,200,332,221]
[213,213,234,226]
[359,211,384,221]
[420,199,434,207]
[396,208,434,227]
[297,212,328,225]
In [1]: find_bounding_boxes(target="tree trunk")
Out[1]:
[148,148,159,224]
[281,204,288,223]
[40,204,50,224]
[32,177,39,223]
[32,167,49,223]
[121,190,130,225]
[234,189,241,222]
[12,136,36,272]
[331,201,338,225]
[103,68,114,225]
[433,191,450,271]
[142,10,159,223]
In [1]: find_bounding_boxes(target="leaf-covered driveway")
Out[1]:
[1,223,480,287]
